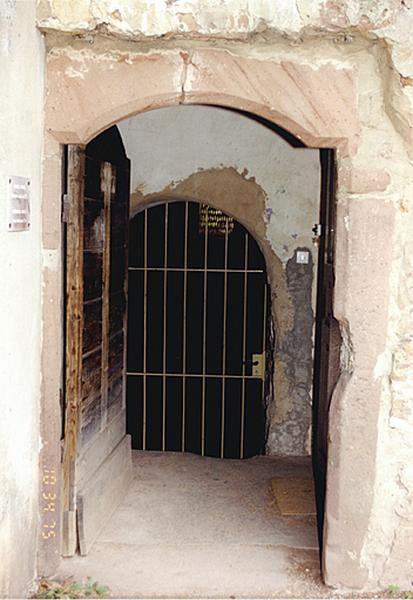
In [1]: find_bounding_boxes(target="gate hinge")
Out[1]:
[62,194,70,223]
[312,223,322,237]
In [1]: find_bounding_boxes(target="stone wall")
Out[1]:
[36,0,413,591]
[35,0,413,123]
[0,1,45,597]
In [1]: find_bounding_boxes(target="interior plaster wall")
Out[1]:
[0,1,44,597]
[36,0,413,592]
[118,106,320,456]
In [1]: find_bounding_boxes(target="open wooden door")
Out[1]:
[312,149,341,548]
[62,126,131,556]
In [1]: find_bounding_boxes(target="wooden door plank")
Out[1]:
[62,145,85,556]
[100,162,113,431]
[77,434,132,556]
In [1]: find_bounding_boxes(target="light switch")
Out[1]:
[296,250,309,264]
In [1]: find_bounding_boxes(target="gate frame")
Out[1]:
[39,45,396,589]
[127,198,270,459]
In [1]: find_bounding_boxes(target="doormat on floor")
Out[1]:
[271,478,317,515]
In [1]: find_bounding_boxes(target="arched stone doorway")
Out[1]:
[57,120,322,595]
[39,47,395,590]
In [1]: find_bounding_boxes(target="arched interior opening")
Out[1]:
[57,103,336,596]
[118,104,324,462]
[127,200,269,459]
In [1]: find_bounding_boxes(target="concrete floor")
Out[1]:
[57,451,320,598]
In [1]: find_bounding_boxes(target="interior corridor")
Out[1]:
[57,451,319,598]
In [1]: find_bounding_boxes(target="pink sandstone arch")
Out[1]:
[45,49,359,152]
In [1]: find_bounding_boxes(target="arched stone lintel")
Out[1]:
[45,47,360,155]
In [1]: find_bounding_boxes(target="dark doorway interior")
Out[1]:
[126,201,269,459]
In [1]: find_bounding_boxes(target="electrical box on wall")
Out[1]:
[296,250,310,264]
[7,176,31,232]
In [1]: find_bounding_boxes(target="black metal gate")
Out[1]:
[127,201,269,459]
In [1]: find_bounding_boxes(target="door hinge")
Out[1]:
[312,223,322,237]
[62,194,70,223]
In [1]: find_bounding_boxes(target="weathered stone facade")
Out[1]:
[0,3,44,598]
[36,0,413,589]
[1,0,411,595]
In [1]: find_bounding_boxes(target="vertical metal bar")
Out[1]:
[201,216,209,457]
[142,209,148,450]
[262,282,268,367]
[240,233,249,459]
[162,204,169,451]
[258,280,268,453]
[261,281,268,385]
[181,202,189,452]
[220,219,229,459]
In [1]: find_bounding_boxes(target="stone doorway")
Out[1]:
[56,109,327,594]
[38,45,397,590]
[59,109,325,560]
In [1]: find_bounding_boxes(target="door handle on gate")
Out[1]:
[243,353,265,379]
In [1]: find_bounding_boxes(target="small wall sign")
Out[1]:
[199,204,234,235]
[7,176,31,231]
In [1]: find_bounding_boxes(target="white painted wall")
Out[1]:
[0,1,44,596]
[118,106,320,265]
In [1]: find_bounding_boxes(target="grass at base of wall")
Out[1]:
[32,577,110,599]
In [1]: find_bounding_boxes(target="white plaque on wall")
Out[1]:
[7,176,31,232]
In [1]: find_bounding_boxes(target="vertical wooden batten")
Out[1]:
[100,162,113,430]
[62,145,86,556]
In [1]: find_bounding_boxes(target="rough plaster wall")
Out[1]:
[35,0,413,590]
[0,1,44,596]
[36,0,413,124]
[118,106,320,455]
[119,106,319,262]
